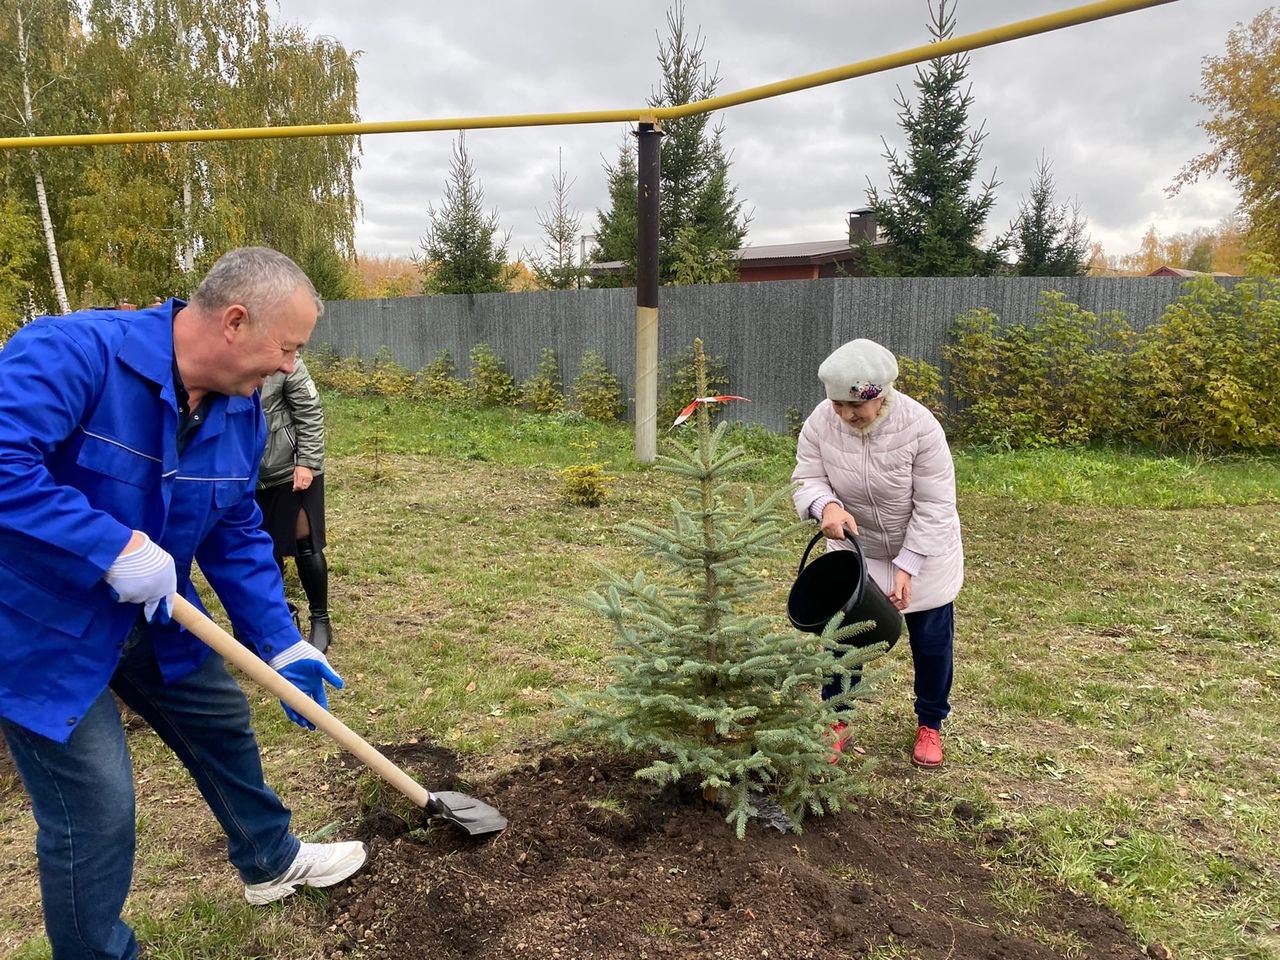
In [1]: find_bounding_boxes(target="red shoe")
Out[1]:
[912,726,943,768]
[827,721,851,764]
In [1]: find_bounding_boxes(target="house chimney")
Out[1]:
[848,207,877,244]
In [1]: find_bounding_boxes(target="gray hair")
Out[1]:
[192,247,324,321]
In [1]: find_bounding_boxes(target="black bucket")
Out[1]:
[787,530,903,650]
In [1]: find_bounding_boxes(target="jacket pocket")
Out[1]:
[76,431,159,489]
[0,556,95,636]
[214,479,248,509]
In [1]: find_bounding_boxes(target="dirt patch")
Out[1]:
[323,744,1143,960]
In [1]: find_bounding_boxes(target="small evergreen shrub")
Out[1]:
[520,347,566,413]
[557,442,616,506]
[571,351,624,423]
[658,342,729,428]
[468,342,518,407]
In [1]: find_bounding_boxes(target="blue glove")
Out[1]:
[104,532,176,623]
[268,640,345,730]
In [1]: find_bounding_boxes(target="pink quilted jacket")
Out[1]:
[791,390,964,614]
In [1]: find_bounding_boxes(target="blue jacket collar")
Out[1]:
[186,392,256,447]
[118,299,183,406]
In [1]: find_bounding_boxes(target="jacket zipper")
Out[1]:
[861,433,891,559]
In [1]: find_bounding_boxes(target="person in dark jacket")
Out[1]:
[257,356,334,651]
[0,248,366,960]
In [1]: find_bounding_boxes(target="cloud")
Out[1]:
[275,0,1254,261]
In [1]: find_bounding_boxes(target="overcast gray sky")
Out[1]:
[272,0,1264,264]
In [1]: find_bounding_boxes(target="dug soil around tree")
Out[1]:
[323,743,1145,960]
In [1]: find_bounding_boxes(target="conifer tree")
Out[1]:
[1011,155,1089,276]
[590,136,638,288]
[592,2,747,286]
[528,149,588,290]
[863,0,1004,276]
[567,340,887,836]
[417,134,512,295]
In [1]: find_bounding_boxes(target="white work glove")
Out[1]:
[268,640,345,730]
[104,532,176,623]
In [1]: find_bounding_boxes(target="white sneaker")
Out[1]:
[244,840,368,905]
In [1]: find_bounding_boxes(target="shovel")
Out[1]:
[170,595,507,836]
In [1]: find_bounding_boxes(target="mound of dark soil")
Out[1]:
[323,745,1143,960]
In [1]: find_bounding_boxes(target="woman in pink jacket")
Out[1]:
[792,338,963,768]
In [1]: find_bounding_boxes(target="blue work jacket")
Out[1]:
[0,300,300,742]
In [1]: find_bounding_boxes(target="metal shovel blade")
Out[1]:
[169,597,509,839]
[427,791,508,836]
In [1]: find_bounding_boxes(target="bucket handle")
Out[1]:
[797,523,864,576]
[797,524,878,624]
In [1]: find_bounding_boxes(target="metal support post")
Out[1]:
[634,121,663,462]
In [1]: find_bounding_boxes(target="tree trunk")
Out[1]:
[175,6,196,285]
[181,170,196,278]
[16,4,70,314]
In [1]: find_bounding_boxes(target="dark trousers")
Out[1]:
[823,602,954,730]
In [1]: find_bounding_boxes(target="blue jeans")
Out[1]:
[1,628,299,960]
[824,602,954,730]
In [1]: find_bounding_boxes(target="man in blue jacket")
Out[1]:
[0,247,366,960]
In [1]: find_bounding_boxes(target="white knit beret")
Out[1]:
[817,338,898,402]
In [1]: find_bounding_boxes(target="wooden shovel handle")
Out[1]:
[169,594,431,809]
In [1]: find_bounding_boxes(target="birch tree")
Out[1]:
[1,0,360,306]
[0,0,77,312]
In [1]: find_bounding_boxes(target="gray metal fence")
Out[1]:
[314,276,1232,431]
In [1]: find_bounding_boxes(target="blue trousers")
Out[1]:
[1,629,299,960]
[823,602,954,730]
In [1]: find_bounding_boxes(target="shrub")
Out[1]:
[1032,292,1134,443]
[571,351,624,423]
[520,348,566,413]
[943,293,1134,448]
[413,350,469,402]
[784,405,806,438]
[368,346,412,397]
[1130,269,1280,450]
[307,343,370,396]
[658,342,729,429]
[895,355,945,419]
[558,462,616,507]
[468,342,518,407]
[304,341,340,376]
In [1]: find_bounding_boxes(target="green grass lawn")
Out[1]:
[2,397,1277,959]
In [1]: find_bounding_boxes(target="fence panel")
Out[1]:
[315,276,1237,431]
